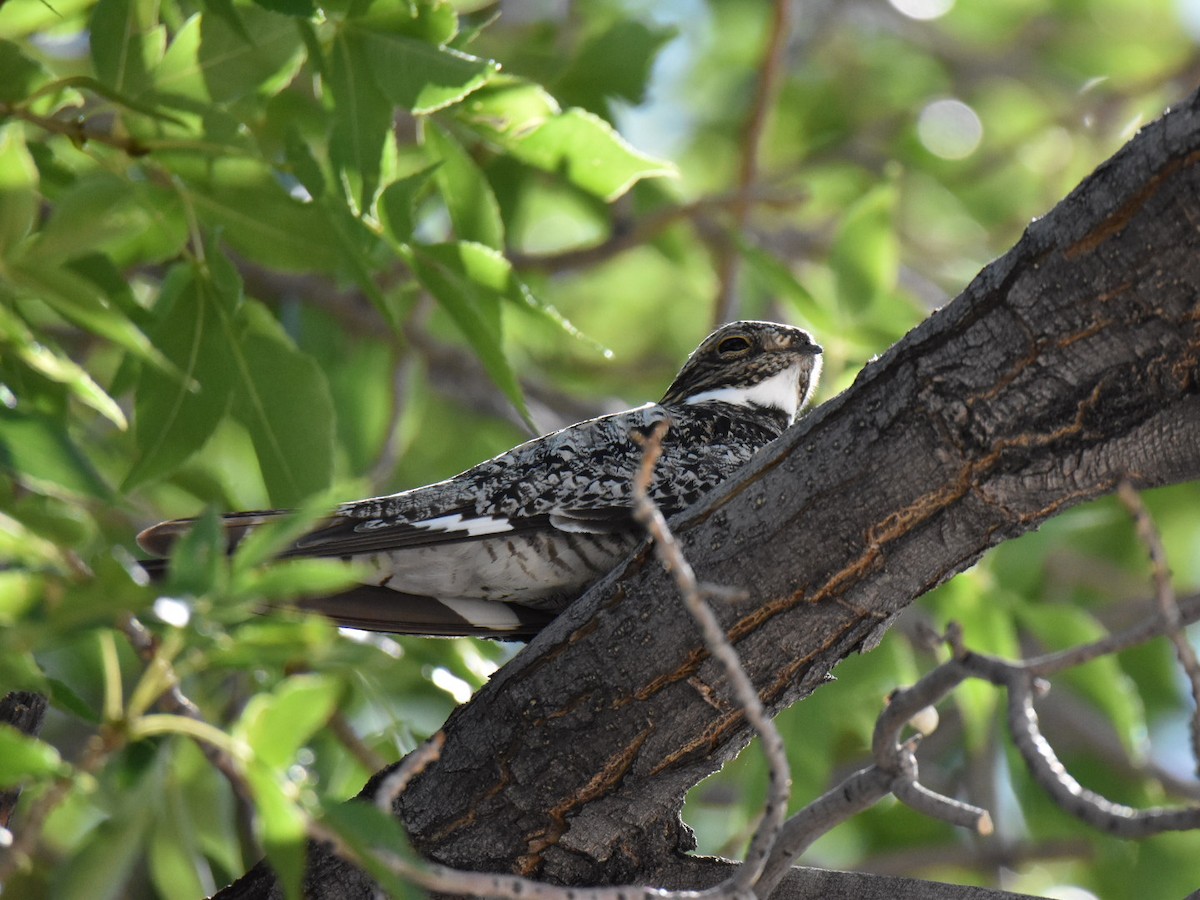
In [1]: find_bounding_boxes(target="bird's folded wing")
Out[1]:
[137,502,639,561]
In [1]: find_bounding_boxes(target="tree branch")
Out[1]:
[228,87,1200,898]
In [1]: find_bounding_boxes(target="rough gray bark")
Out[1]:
[220,88,1200,898]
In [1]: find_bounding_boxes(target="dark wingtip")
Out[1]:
[136,520,188,557]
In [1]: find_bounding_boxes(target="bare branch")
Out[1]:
[1003,674,1200,837]
[1117,481,1200,776]
[374,733,445,814]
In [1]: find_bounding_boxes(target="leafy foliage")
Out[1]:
[1,1,1198,897]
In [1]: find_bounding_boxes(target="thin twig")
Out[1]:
[374,733,445,814]
[1023,591,1200,677]
[0,102,152,156]
[631,420,790,897]
[329,710,388,774]
[1002,673,1200,836]
[1117,481,1200,777]
[713,0,794,325]
[119,615,257,805]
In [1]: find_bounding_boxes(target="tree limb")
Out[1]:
[228,87,1200,897]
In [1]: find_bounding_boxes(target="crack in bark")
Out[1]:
[1064,148,1200,259]
[516,724,656,875]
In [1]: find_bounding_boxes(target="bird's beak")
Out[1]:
[765,332,822,354]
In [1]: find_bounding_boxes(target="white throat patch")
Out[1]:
[683,364,808,421]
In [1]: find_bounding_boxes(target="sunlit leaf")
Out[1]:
[23,173,186,267]
[7,261,171,371]
[479,104,675,201]
[321,803,424,900]
[0,725,67,786]
[251,0,313,17]
[244,764,306,900]
[89,0,165,97]
[185,161,346,273]
[236,673,341,769]
[0,124,37,256]
[423,120,504,249]
[234,558,362,602]
[362,30,497,114]
[154,6,304,103]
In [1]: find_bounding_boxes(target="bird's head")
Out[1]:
[660,321,823,426]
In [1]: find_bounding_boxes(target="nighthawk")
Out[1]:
[138,321,822,638]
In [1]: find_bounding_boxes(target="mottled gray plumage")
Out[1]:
[139,321,822,637]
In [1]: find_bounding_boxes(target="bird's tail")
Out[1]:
[135,512,552,639]
[136,510,293,557]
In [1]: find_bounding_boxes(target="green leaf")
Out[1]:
[0,407,112,499]
[362,30,497,114]
[53,795,154,900]
[89,0,165,97]
[147,814,209,900]
[0,38,46,103]
[0,725,67,786]
[236,674,340,769]
[0,307,127,429]
[165,508,228,596]
[123,264,237,491]
[7,260,171,371]
[321,803,424,900]
[23,172,186,268]
[154,7,304,104]
[328,30,393,214]
[423,120,504,248]
[185,160,346,273]
[377,165,437,244]
[251,0,314,17]
[556,20,676,115]
[829,182,899,313]
[0,124,38,256]
[346,0,457,44]
[463,90,676,200]
[199,0,249,42]
[235,558,361,602]
[283,126,326,202]
[459,77,559,135]
[244,764,306,900]
[228,498,337,573]
[230,333,335,507]
[407,241,532,429]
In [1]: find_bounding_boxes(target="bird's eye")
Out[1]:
[717,335,752,356]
